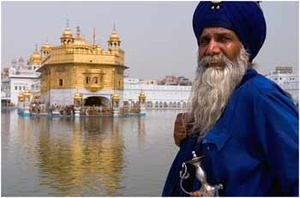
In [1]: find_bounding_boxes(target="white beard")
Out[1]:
[186,48,249,138]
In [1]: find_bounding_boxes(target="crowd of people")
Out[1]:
[28,103,141,116]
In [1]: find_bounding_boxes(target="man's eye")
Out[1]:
[219,37,231,42]
[199,38,209,45]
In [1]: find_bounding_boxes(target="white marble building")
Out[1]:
[123,78,191,109]
[1,58,41,106]
[265,66,299,105]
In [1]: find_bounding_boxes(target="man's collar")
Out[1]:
[237,68,258,88]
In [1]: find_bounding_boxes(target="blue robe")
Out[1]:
[162,68,299,196]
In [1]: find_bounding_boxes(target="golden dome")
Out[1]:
[18,91,24,97]
[139,91,146,102]
[18,92,25,102]
[74,92,82,100]
[23,89,31,96]
[109,30,120,41]
[41,41,51,50]
[73,26,90,49]
[29,45,41,64]
[62,27,73,38]
[73,37,90,49]
[112,93,119,100]
[110,30,119,38]
[139,91,146,97]
[31,51,41,60]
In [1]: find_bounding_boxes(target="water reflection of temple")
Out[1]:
[16,117,37,160]
[81,117,125,195]
[37,117,124,196]
[138,116,146,148]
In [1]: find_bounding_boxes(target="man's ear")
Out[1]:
[248,62,255,69]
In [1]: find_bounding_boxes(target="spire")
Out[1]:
[93,27,96,45]
[66,19,69,28]
[113,23,116,31]
[76,26,80,38]
[35,44,38,52]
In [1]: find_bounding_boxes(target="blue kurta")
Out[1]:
[162,68,299,196]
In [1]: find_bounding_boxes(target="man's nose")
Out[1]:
[206,40,221,56]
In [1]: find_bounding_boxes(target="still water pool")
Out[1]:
[2,109,183,196]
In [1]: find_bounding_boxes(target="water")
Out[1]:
[1,109,183,196]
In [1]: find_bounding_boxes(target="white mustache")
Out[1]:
[199,55,226,67]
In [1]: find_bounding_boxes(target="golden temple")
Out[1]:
[35,24,128,108]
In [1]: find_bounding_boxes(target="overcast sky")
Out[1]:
[1,1,299,80]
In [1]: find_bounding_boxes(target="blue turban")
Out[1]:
[193,1,267,62]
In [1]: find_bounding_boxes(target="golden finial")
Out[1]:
[76,26,80,38]
[93,27,96,45]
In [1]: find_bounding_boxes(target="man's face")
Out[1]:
[198,27,242,68]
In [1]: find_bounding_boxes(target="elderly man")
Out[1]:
[162,2,298,196]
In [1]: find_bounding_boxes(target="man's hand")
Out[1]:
[173,113,188,147]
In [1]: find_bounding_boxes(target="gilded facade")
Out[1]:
[37,25,128,108]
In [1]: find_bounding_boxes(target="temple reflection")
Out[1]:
[37,117,125,196]
[138,116,146,148]
[17,117,37,162]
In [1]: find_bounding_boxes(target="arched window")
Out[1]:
[93,77,98,84]
[155,102,159,108]
[178,102,181,108]
[147,101,153,108]
[59,79,63,86]
[164,102,168,108]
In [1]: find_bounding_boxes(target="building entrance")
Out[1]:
[84,96,110,107]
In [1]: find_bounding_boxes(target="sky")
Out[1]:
[1,1,299,80]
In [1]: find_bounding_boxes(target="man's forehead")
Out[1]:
[200,27,237,37]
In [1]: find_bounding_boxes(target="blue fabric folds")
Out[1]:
[162,68,299,196]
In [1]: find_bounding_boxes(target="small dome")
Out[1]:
[12,58,17,65]
[139,91,146,101]
[112,93,119,100]
[74,92,82,99]
[73,26,90,49]
[23,89,31,97]
[18,91,24,101]
[18,57,24,63]
[31,51,41,60]
[41,41,51,50]
[62,27,73,38]
[29,45,41,64]
[110,30,119,39]
[140,91,146,97]
[109,30,120,41]
[73,37,90,49]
